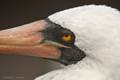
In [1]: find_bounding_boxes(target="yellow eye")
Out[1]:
[61,34,72,41]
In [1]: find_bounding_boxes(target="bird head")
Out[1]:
[0,5,120,66]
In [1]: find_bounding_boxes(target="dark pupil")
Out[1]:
[65,35,68,37]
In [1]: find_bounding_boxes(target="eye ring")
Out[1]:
[61,34,72,41]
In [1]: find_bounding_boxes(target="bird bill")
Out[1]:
[0,20,61,58]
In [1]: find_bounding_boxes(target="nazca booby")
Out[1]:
[0,5,120,80]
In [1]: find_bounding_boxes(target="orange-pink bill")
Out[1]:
[0,20,61,58]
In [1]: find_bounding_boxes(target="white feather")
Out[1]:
[35,5,120,80]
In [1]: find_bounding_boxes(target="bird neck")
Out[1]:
[65,56,120,80]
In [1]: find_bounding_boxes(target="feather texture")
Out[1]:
[35,5,120,80]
